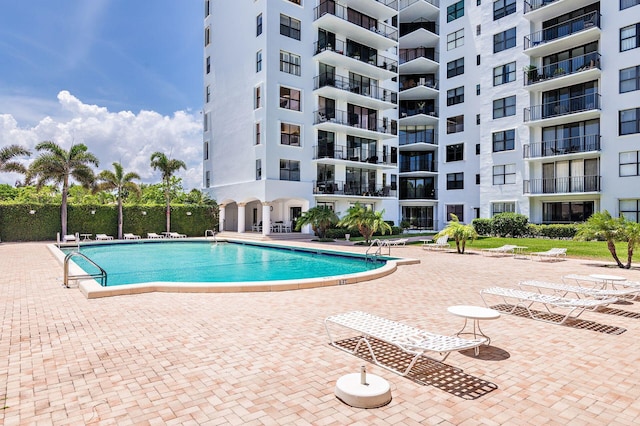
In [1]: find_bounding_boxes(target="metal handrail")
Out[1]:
[524,11,600,49]
[366,239,390,261]
[64,252,107,287]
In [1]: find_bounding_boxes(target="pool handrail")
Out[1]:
[64,252,108,287]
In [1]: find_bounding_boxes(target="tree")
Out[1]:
[150,152,186,233]
[575,211,625,268]
[295,206,339,238]
[95,162,141,239]
[28,142,98,236]
[433,214,478,254]
[338,202,391,243]
[622,220,640,269]
[0,144,31,177]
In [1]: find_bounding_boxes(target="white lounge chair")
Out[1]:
[147,232,164,239]
[531,247,567,261]
[481,245,517,257]
[62,233,78,243]
[519,280,639,301]
[480,286,616,325]
[388,238,408,246]
[95,233,114,241]
[324,311,486,376]
[168,232,187,238]
[123,233,141,240]
[421,236,450,251]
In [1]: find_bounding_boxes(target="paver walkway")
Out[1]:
[1,241,640,425]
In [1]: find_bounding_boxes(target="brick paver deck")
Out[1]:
[1,241,640,425]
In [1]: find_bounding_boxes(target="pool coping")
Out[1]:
[47,238,420,299]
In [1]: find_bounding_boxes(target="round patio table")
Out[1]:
[448,305,501,355]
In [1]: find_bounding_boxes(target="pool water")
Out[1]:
[68,241,385,286]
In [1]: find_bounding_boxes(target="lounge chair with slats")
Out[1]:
[421,236,450,251]
[481,245,518,257]
[95,233,114,241]
[123,233,141,240]
[168,232,187,238]
[147,232,164,239]
[324,311,486,376]
[519,280,639,301]
[531,247,567,261]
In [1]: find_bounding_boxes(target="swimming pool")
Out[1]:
[65,240,387,286]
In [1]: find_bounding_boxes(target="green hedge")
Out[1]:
[0,203,218,242]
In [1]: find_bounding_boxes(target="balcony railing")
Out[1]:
[400,0,440,10]
[399,189,437,200]
[523,134,601,158]
[524,0,559,14]
[313,145,397,165]
[524,11,600,50]
[400,104,438,118]
[313,180,396,197]
[314,109,397,135]
[400,129,437,145]
[399,47,439,64]
[399,159,437,173]
[314,73,398,104]
[524,93,600,122]
[400,76,438,91]
[400,21,439,37]
[523,175,601,194]
[314,39,398,72]
[314,2,398,42]
[524,52,601,86]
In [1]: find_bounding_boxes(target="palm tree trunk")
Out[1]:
[626,242,634,269]
[165,184,171,233]
[61,176,69,236]
[608,239,624,268]
[117,197,123,239]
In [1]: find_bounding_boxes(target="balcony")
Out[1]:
[399,188,437,200]
[524,0,597,21]
[314,39,398,80]
[313,73,397,110]
[314,109,397,139]
[399,47,438,64]
[313,180,396,197]
[399,128,437,146]
[524,11,600,56]
[524,0,560,14]
[399,0,440,24]
[399,21,439,48]
[524,52,601,87]
[399,158,437,173]
[313,145,397,167]
[524,93,600,123]
[524,175,601,194]
[523,134,601,159]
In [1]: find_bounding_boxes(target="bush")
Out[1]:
[491,213,529,238]
[537,223,578,239]
[472,218,493,236]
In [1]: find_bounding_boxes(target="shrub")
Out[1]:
[538,223,578,239]
[491,213,529,238]
[472,218,493,236]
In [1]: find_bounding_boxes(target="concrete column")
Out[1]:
[218,204,226,232]
[237,203,246,233]
[262,202,271,236]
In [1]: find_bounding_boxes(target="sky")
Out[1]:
[0,0,204,189]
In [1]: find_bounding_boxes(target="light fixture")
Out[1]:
[29,210,36,215]
[186,212,192,216]
[141,211,147,215]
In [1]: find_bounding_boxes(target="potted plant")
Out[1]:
[554,67,565,76]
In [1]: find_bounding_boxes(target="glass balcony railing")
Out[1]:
[524,0,560,14]
[523,134,601,158]
[313,39,398,72]
[399,47,439,64]
[400,0,440,11]
[400,21,438,37]
[399,188,437,200]
[313,145,397,165]
[524,176,601,194]
[400,76,438,91]
[524,11,600,50]
[523,52,601,86]
[314,73,398,104]
[399,129,437,145]
[399,159,437,173]
[524,93,600,122]
[314,109,397,135]
[314,2,398,42]
[313,180,396,197]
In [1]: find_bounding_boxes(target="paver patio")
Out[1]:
[1,241,640,425]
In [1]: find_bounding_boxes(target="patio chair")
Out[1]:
[168,232,187,238]
[123,233,141,240]
[421,236,450,251]
[519,280,639,301]
[95,233,114,241]
[388,238,408,246]
[480,286,616,325]
[62,233,78,243]
[481,245,517,257]
[325,311,486,376]
[147,232,164,239]
[531,247,567,261]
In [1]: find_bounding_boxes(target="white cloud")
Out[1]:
[0,90,203,189]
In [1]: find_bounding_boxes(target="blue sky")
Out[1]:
[0,0,205,188]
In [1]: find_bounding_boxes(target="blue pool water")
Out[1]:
[67,241,385,286]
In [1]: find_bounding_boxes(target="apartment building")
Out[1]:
[203,0,640,234]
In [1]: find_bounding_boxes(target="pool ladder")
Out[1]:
[365,239,390,262]
[63,252,107,288]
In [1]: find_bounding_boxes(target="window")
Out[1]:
[494,0,516,20]
[280,51,301,76]
[256,50,262,72]
[493,96,516,119]
[493,62,516,86]
[205,171,210,188]
[493,164,516,185]
[256,14,263,36]
[446,143,464,162]
[477,0,481,5]
[288,0,301,4]
[447,58,464,78]
[254,86,261,109]
[203,112,209,132]
[476,174,480,184]
[281,123,301,146]
[494,27,516,53]
[204,26,210,46]
[621,0,640,10]
[447,29,464,51]
[620,66,640,93]
[620,108,640,135]
[255,122,261,145]
[476,54,480,65]
[476,84,480,95]
[447,115,464,134]
[620,199,640,222]
[447,1,464,22]
[206,56,211,74]
[492,129,515,152]
[205,0,210,17]
[446,204,464,222]
[203,141,209,160]
[447,172,464,190]
[256,159,262,180]
[621,23,640,52]
[280,14,301,40]
[280,87,301,111]
[620,151,640,176]
[205,85,211,103]
[280,159,300,181]
[447,86,464,106]
[492,202,515,216]
[476,143,480,155]
[476,114,480,125]
[476,24,481,36]
[543,202,594,223]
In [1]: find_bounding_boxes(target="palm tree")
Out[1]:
[295,206,339,238]
[622,220,640,269]
[338,202,391,243]
[95,162,141,239]
[29,141,98,236]
[0,144,31,177]
[150,152,186,233]
[575,211,625,268]
[433,214,478,254]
